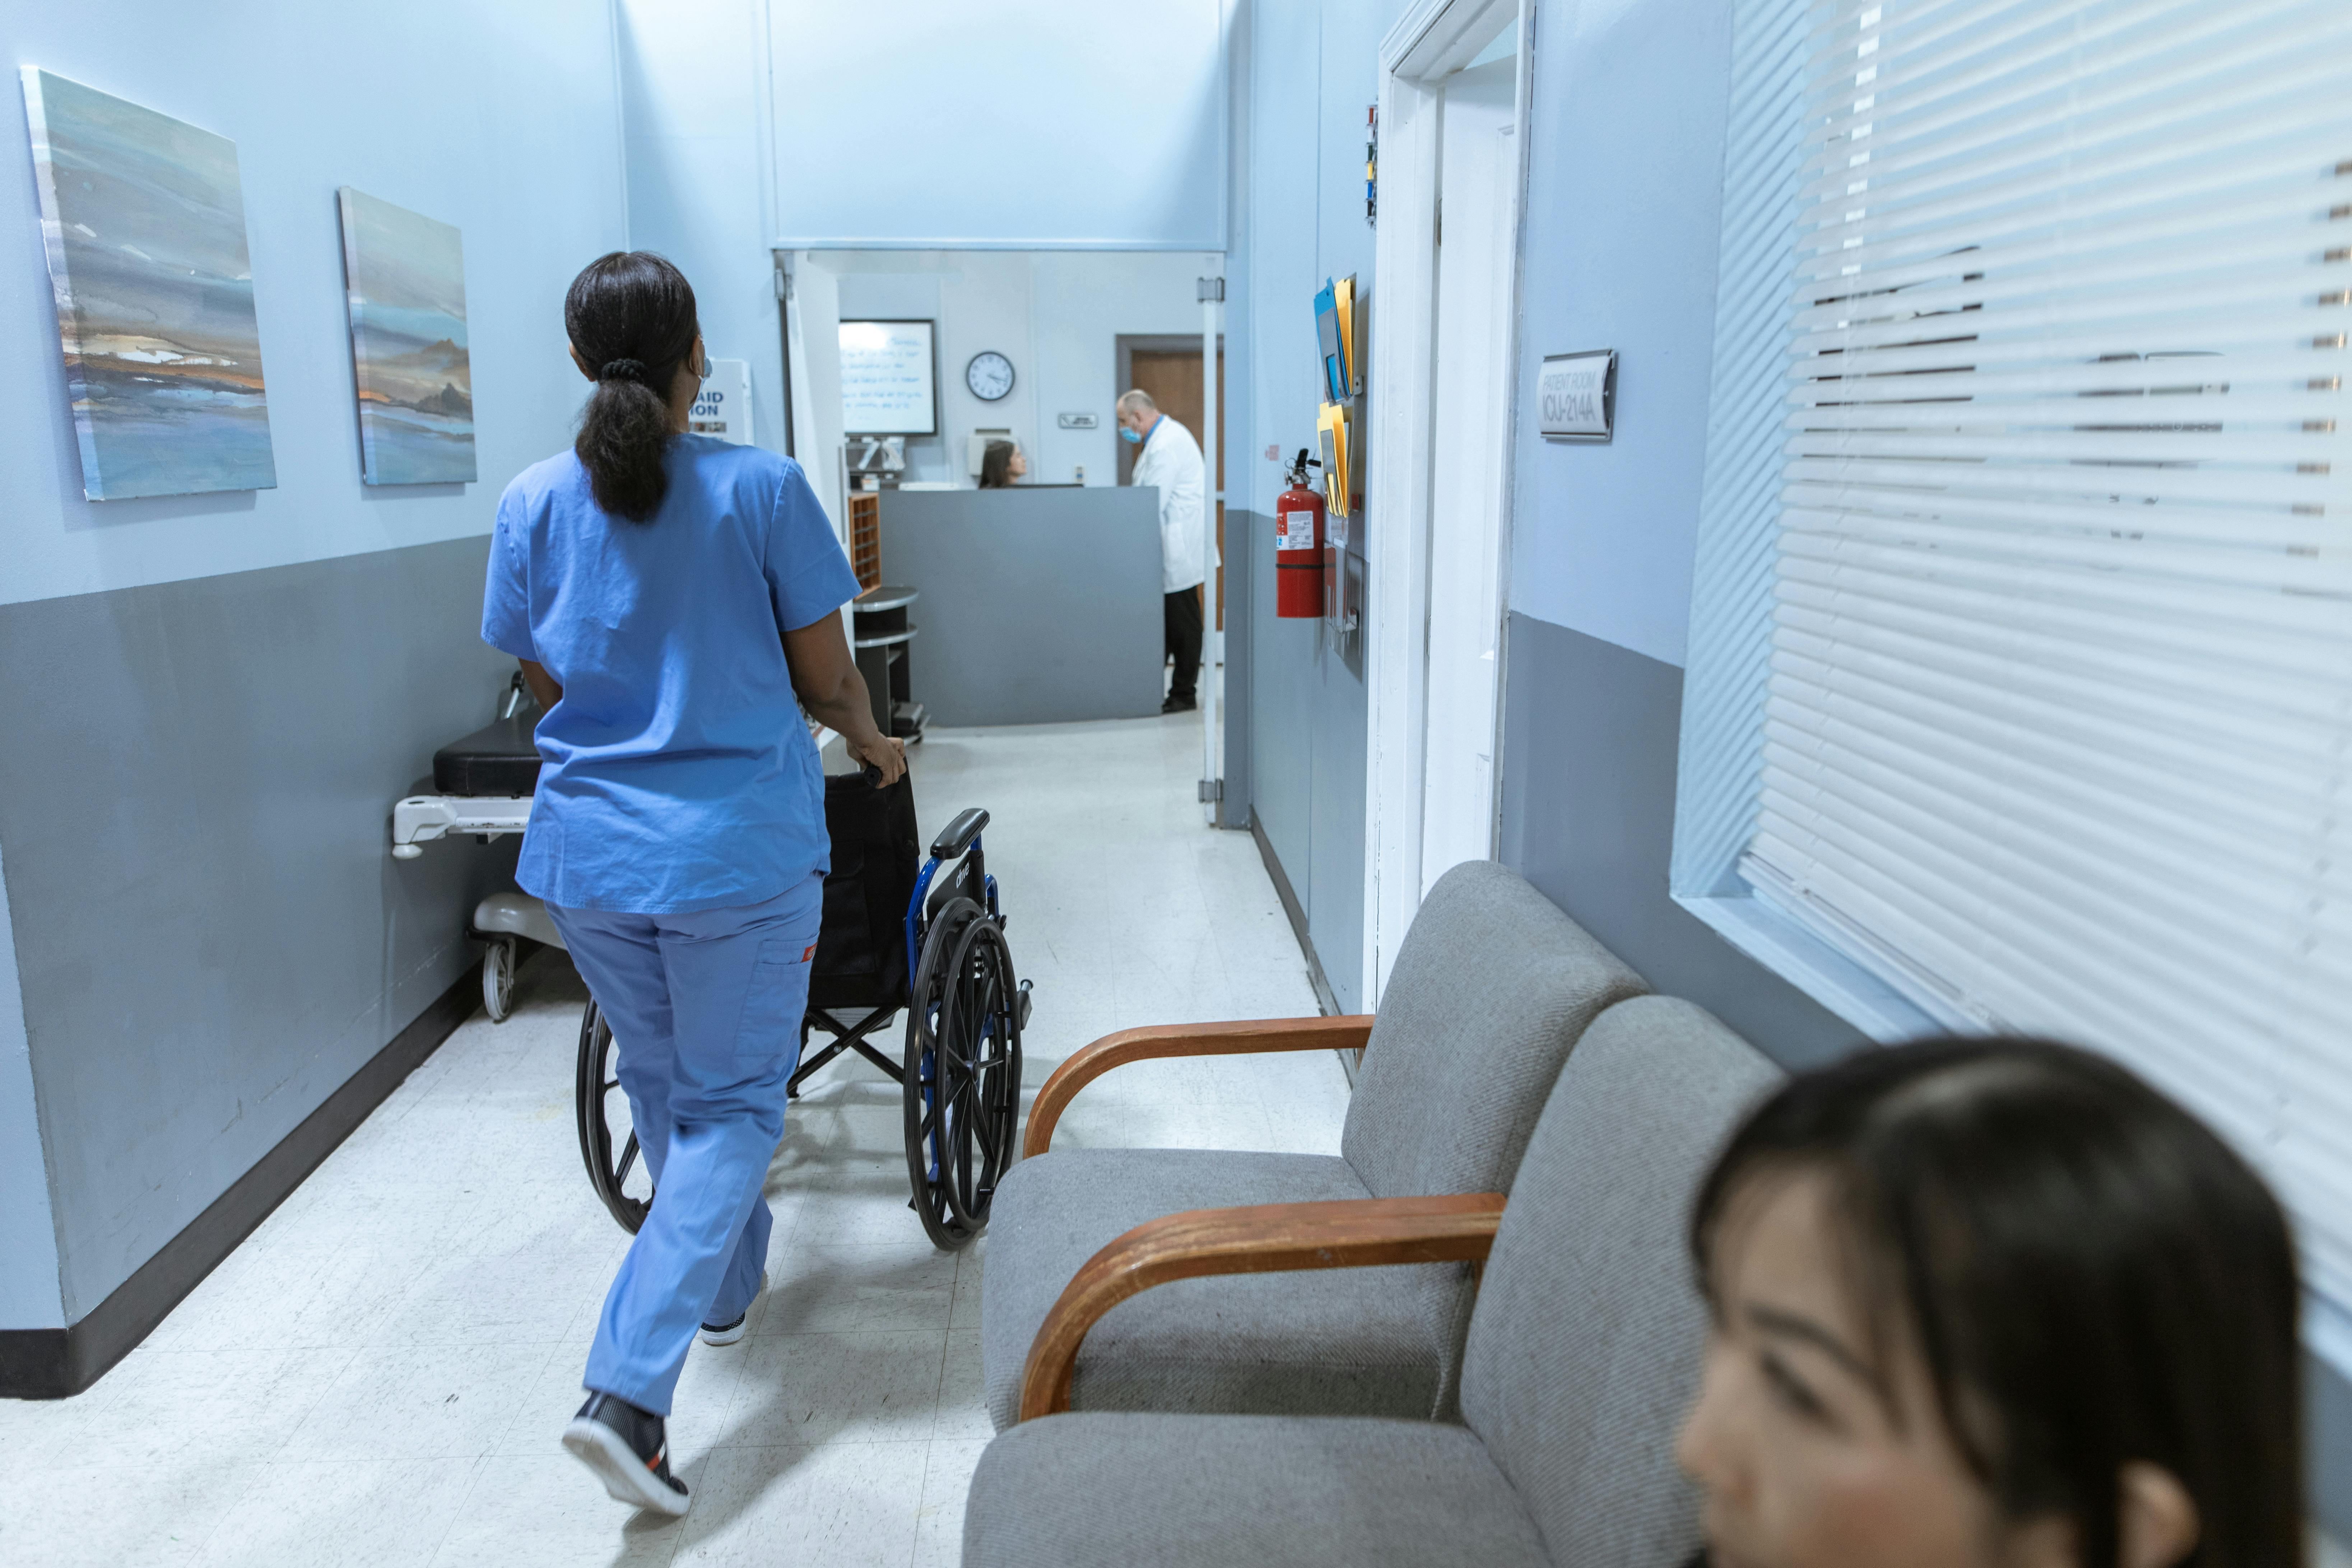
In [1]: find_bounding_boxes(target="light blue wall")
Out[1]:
[0,0,627,611]
[1491,0,1864,1049]
[1221,2,1255,524]
[766,1,1228,250]
[0,0,626,1331]
[1492,1,2352,1532]
[615,0,789,455]
[1227,0,1402,1011]
[1234,0,1390,519]
[622,5,1232,497]
[828,250,1209,489]
[1235,0,1319,513]
[1494,0,1854,1060]
[1505,0,1735,669]
[1034,250,1218,485]
[1315,1,1388,321]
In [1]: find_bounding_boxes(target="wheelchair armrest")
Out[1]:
[1022,1015,1376,1158]
[930,808,990,860]
[1017,1193,1506,1422]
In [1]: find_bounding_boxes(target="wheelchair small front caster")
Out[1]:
[483,937,517,1022]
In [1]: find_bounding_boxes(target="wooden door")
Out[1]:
[1126,348,1227,629]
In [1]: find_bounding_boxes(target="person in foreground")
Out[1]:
[1677,1036,2305,1568]
[482,250,904,1516]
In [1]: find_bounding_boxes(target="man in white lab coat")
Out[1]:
[1116,389,1213,714]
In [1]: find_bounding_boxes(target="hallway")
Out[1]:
[0,715,1349,1567]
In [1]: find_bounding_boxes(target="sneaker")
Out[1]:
[562,1392,689,1516]
[699,1269,768,1346]
[1162,694,1197,714]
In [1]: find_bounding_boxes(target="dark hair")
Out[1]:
[978,439,1017,489]
[565,251,699,521]
[1692,1038,2303,1568]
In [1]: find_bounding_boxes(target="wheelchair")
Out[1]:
[573,772,1030,1251]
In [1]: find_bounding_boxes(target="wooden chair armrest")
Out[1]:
[1016,1192,1505,1422]
[1024,1015,1375,1158]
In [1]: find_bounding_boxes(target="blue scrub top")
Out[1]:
[481,436,860,915]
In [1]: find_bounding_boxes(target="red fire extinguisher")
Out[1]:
[1275,448,1326,618]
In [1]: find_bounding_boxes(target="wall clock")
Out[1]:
[965,350,1015,402]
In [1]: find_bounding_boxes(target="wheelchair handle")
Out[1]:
[931,807,989,860]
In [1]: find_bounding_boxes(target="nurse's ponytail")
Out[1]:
[564,252,700,522]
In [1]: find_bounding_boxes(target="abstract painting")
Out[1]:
[20,68,275,500]
[335,187,474,485]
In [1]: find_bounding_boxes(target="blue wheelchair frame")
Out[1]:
[894,810,1028,1250]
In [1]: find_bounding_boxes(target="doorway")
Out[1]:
[1116,335,1227,631]
[1418,52,1517,895]
[1362,0,1531,1002]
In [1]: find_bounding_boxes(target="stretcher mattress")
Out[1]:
[433,712,542,797]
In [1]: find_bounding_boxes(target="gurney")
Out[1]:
[390,674,559,1019]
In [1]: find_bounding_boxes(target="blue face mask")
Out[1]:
[1120,424,1143,445]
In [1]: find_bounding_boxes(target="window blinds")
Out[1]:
[1753,0,2352,1312]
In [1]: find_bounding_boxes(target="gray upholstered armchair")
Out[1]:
[979,860,1649,1430]
[964,997,1784,1568]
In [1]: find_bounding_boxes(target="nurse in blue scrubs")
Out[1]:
[481,251,904,1516]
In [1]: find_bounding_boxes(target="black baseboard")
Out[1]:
[1250,809,1340,1020]
[0,964,483,1400]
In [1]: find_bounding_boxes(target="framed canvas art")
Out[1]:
[336,188,474,485]
[20,68,276,500]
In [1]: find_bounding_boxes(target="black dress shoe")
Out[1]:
[1162,694,1197,714]
[562,1392,689,1516]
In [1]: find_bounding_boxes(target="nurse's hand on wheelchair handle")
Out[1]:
[851,733,906,787]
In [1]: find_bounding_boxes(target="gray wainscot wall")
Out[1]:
[1497,614,1860,1069]
[877,487,1166,728]
[1235,507,1368,1015]
[0,538,521,1395]
[1494,613,2352,1534]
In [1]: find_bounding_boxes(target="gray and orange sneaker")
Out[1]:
[562,1392,689,1516]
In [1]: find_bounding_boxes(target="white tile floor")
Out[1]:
[0,713,1351,1568]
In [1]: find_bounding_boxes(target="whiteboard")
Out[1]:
[838,320,936,435]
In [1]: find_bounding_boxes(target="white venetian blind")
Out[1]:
[1751,0,2352,1311]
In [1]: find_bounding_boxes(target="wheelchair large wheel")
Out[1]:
[576,999,652,1234]
[902,898,1025,1251]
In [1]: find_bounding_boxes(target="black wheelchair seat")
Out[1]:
[811,770,921,1012]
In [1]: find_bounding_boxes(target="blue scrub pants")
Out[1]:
[548,872,824,1416]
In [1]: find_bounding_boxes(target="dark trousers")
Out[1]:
[1163,586,1203,701]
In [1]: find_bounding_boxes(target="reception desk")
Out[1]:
[877,486,1165,727]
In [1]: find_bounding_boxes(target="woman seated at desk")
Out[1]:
[978,439,1027,488]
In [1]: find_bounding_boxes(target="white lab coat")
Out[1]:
[1131,415,1215,594]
